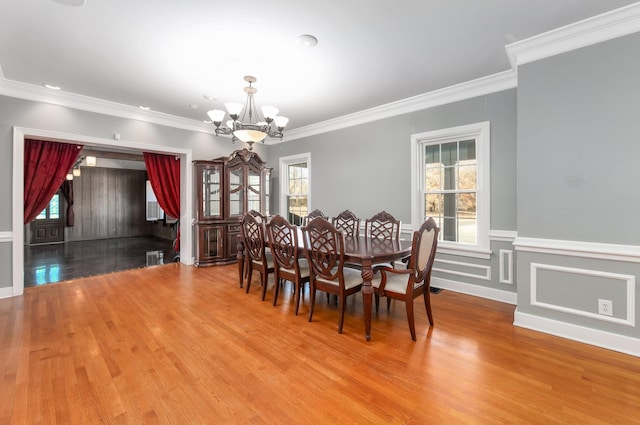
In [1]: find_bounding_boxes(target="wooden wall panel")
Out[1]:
[65,167,150,242]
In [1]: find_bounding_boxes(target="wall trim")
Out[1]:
[505,2,640,68]
[0,231,12,243]
[530,262,636,327]
[0,287,13,300]
[499,249,513,284]
[431,277,517,305]
[278,70,516,142]
[0,78,216,136]
[433,259,491,281]
[514,237,640,263]
[514,309,640,358]
[489,229,517,242]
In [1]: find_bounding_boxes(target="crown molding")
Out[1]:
[506,2,640,68]
[276,70,516,143]
[0,77,217,135]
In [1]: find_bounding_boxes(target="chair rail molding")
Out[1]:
[488,229,517,242]
[513,237,640,263]
[0,231,12,243]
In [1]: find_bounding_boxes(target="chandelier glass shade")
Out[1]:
[208,76,289,150]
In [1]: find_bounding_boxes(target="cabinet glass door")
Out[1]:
[228,167,244,217]
[202,167,221,218]
[247,168,261,213]
[202,226,222,259]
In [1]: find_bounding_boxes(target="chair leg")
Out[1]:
[406,297,416,341]
[273,278,281,306]
[337,294,346,334]
[260,271,269,301]
[245,268,253,293]
[308,287,316,322]
[424,288,434,326]
[374,293,380,313]
[294,282,301,315]
[386,297,392,311]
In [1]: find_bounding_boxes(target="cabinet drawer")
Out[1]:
[228,223,241,233]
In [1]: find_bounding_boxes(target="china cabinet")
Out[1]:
[194,148,271,266]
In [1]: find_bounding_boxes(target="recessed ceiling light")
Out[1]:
[52,0,86,6]
[138,105,151,110]
[297,34,318,48]
[189,104,200,109]
[43,84,61,90]
[203,95,216,101]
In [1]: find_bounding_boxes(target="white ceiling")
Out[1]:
[1,0,638,134]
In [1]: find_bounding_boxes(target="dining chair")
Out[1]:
[241,213,275,301]
[364,211,401,241]
[266,215,310,315]
[372,217,439,341]
[302,208,328,226]
[303,217,364,334]
[332,209,360,237]
[248,209,267,221]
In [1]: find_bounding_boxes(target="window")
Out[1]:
[279,153,311,226]
[411,122,490,258]
[35,193,60,220]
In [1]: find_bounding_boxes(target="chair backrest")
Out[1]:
[406,217,440,284]
[303,217,346,284]
[242,213,267,263]
[266,215,301,272]
[248,209,266,223]
[303,208,328,225]
[332,209,360,237]
[364,211,401,241]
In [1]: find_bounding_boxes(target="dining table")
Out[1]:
[237,229,413,341]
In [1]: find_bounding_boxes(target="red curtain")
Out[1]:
[24,139,82,225]
[143,152,181,250]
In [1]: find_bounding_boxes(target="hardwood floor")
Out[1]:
[1,264,638,424]
[23,236,175,287]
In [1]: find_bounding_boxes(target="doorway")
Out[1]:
[11,127,194,297]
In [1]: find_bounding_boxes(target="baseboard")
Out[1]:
[514,309,640,357]
[431,277,517,305]
[0,286,14,300]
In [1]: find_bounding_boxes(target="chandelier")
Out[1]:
[207,76,289,150]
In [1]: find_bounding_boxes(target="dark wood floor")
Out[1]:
[23,236,175,287]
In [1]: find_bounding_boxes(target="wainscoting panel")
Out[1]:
[530,262,635,327]
[433,259,491,281]
[499,249,513,284]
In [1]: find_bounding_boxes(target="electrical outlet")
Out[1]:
[598,299,613,316]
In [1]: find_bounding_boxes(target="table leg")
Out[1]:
[361,261,374,341]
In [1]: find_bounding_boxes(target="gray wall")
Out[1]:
[515,32,640,343]
[517,33,640,244]
[269,89,519,297]
[269,89,517,231]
